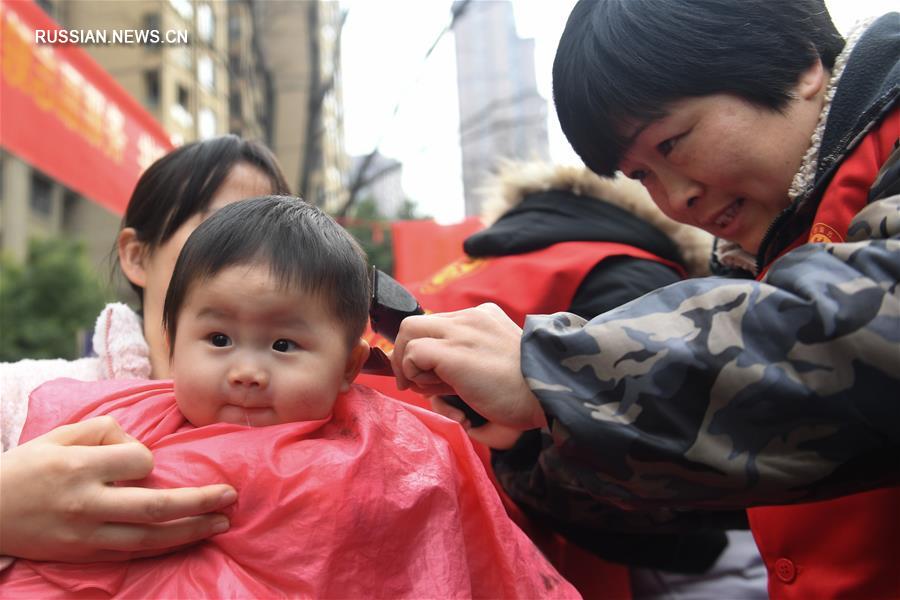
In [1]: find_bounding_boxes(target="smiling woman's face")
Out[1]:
[617,61,827,254]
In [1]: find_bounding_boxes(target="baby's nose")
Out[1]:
[228,362,269,389]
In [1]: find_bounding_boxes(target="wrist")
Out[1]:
[0,452,21,555]
[523,389,547,430]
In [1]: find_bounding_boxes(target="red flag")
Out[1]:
[390,217,483,284]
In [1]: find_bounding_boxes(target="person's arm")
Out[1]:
[518,194,900,511]
[0,416,236,563]
[393,196,900,511]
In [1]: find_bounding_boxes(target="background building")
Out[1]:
[57,0,231,144]
[226,0,270,143]
[254,0,348,209]
[452,0,549,217]
[1,0,348,276]
[0,147,120,267]
[2,0,232,274]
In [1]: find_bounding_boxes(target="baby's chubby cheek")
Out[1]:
[172,380,214,427]
[288,392,339,422]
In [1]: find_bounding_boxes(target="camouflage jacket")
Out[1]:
[499,15,900,528]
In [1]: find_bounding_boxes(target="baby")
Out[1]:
[161,194,371,428]
[1,196,577,599]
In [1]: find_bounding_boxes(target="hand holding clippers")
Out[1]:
[361,268,488,428]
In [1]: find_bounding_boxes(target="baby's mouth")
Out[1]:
[240,406,272,427]
[713,198,744,229]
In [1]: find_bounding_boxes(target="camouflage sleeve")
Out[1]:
[492,429,749,533]
[518,194,900,511]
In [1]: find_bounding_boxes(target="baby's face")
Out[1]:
[171,265,367,427]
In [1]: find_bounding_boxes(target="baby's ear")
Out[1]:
[340,338,370,391]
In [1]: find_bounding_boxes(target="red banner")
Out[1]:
[0,0,173,215]
[391,217,483,284]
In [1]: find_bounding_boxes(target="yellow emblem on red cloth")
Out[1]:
[419,257,489,293]
[809,222,844,243]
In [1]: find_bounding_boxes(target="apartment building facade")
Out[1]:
[1,0,348,274]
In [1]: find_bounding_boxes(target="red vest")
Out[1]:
[411,240,683,326]
[362,240,681,600]
[748,107,900,600]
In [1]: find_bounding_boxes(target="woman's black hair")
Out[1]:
[163,196,371,350]
[553,0,845,176]
[118,135,291,304]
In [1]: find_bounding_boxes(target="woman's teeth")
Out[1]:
[715,198,744,229]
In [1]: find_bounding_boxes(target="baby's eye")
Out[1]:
[628,169,648,182]
[272,339,298,352]
[209,333,231,347]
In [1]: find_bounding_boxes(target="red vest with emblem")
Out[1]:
[410,240,683,324]
[359,239,682,600]
[748,107,900,600]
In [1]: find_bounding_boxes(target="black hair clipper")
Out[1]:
[362,267,487,428]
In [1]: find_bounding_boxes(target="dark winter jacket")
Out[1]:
[437,164,737,571]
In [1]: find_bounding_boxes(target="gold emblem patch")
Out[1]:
[419,257,488,293]
[809,222,844,244]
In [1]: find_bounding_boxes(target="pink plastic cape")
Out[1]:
[1,378,579,599]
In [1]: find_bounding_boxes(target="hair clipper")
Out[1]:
[362,267,487,428]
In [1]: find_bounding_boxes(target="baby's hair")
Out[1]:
[117,135,290,307]
[163,196,370,351]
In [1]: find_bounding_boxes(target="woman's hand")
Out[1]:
[0,416,236,562]
[429,396,526,449]
[392,303,547,432]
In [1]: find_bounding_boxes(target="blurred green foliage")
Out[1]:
[0,237,110,361]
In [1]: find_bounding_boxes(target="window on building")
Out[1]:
[199,108,217,139]
[177,84,190,110]
[171,84,193,129]
[145,12,160,30]
[169,0,193,22]
[198,55,215,90]
[170,46,192,71]
[30,171,53,217]
[228,13,241,41]
[144,70,160,107]
[144,13,161,52]
[62,190,80,228]
[197,4,214,44]
[230,92,242,120]
[34,0,54,19]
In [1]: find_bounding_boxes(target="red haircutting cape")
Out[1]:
[2,379,580,599]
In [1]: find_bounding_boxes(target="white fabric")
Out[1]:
[630,530,768,600]
[0,303,150,452]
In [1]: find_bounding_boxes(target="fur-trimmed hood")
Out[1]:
[468,160,713,277]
